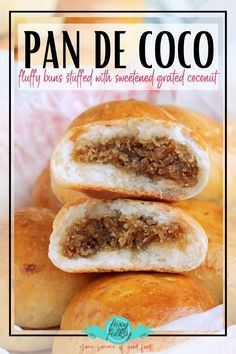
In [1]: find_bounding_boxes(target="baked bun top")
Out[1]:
[0,217,53,351]
[49,198,208,273]
[14,207,94,329]
[61,272,218,330]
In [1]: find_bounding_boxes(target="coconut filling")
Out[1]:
[72,136,199,187]
[61,214,186,258]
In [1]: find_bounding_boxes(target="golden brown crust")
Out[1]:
[69,99,220,143]
[173,200,223,302]
[68,100,207,150]
[50,198,208,274]
[60,273,218,330]
[69,99,169,128]
[14,207,95,329]
[31,165,62,212]
[0,218,53,351]
[160,105,222,149]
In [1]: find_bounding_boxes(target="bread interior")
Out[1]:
[61,212,185,259]
[72,136,199,187]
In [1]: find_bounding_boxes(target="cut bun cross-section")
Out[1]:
[51,118,209,202]
[51,100,210,202]
[49,198,208,273]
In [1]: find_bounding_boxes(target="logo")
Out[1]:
[83,316,153,345]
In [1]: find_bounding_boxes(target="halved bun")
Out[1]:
[51,100,210,202]
[60,273,218,330]
[49,198,208,273]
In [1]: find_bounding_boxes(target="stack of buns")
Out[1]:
[12,100,224,347]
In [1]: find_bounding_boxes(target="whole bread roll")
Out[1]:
[0,218,53,352]
[14,208,95,329]
[60,272,218,330]
[52,325,236,354]
[174,200,223,303]
[49,198,208,273]
[31,165,62,212]
[51,99,210,202]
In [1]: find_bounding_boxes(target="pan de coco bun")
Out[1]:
[52,325,236,354]
[0,218,53,352]
[51,99,211,202]
[31,165,62,212]
[60,272,218,330]
[49,198,208,273]
[173,200,223,303]
[14,208,95,329]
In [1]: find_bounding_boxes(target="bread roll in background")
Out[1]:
[61,273,218,330]
[173,200,223,303]
[0,218,53,352]
[31,165,62,212]
[49,198,208,273]
[14,208,95,329]
[51,99,210,203]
